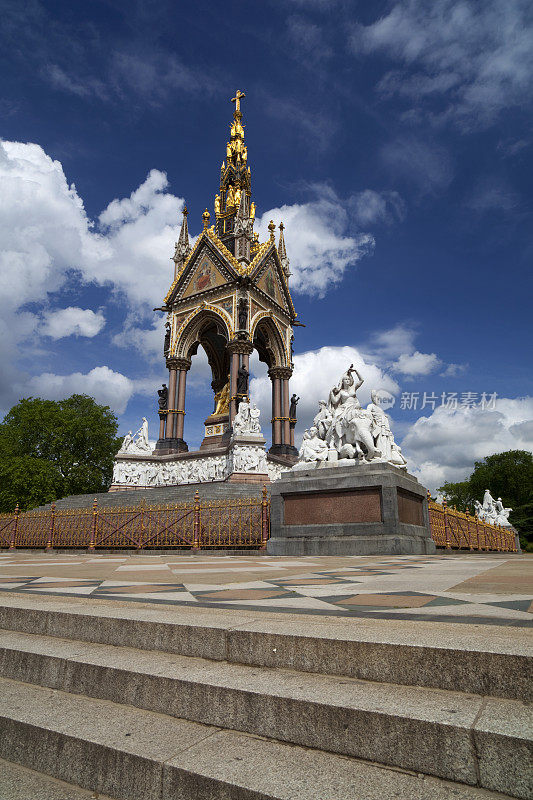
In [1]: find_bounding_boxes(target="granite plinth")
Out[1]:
[267,462,435,556]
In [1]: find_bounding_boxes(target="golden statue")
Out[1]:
[235,121,244,138]
[213,380,230,416]
[242,146,247,163]
[226,142,231,159]
[234,137,242,155]
[250,202,256,220]
[214,194,220,215]
[234,186,242,208]
[230,122,236,138]
[226,185,235,207]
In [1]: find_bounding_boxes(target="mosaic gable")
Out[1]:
[181,253,228,299]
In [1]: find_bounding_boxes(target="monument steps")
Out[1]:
[0,758,118,800]
[0,597,530,799]
[0,676,514,800]
[0,626,531,797]
[32,480,267,511]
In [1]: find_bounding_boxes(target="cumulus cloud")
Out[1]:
[361,323,447,378]
[250,345,400,445]
[256,191,374,297]
[41,307,105,339]
[401,396,533,490]
[0,139,183,410]
[392,350,441,377]
[351,0,533,130]
[24,367,134,415]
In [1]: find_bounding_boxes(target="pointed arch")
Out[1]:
[252,314,289,369]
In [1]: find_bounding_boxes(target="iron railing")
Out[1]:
[428,496,517,552]
[1,488,270,550]
[0,489,516,552]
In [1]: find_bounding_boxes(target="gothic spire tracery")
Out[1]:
[215,90,253,258]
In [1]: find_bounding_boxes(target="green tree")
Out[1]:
[437,480,475,512]
[439,450,533,551]
[0,395,121,511]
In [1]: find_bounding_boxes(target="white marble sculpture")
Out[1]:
[475,490,512,526]
[294,365,407,470]
[233,399,262,436]
[119,418,152,454]
[299,427,329,463]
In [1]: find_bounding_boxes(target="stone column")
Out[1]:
[282,377,290,446]
[228,340,253,426]
[158,412,166,440]
[268,367,283,454]
[229,351,239,425]
[269,367,297,457]
[175,366,188,440]
[163,357,189,453]
[166,363,178,443]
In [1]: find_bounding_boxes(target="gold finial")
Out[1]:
[231,89,246,114]
[202,209,210,229]
[268,220,276,240]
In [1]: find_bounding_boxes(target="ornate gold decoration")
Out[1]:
[213,380,230,416]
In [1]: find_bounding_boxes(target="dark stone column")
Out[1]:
[159,357,189,453]
[175,367,188,441]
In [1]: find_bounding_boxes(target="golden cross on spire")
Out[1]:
[231,90,245,114]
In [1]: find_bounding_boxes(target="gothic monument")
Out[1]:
[112,91,299,490]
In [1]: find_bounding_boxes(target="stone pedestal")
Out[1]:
[267,462,435,556]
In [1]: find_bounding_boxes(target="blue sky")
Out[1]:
[1,0,532,490]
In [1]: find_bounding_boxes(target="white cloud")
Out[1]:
[0,139,184,410]
[256,193,374,297]
[401,396,533,490]
[250,345,400,445]
[351,0,533,130]
[25,366,134,415]
[392,350,441,377]
[41,307,105,339]
[350,190,405,226]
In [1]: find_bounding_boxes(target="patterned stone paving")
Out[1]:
[0,552,531,626]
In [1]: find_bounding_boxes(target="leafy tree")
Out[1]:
[439,450,533,551]
[0,395,121,511]
[437,480,475,512]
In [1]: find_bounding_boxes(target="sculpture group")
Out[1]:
[474,490,512,527]
[296,365,407,469]
[117,418,151,455]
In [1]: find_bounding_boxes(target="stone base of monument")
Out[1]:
[267,461,435,556]
[153,437,188,455]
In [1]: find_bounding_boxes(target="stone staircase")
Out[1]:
[0,595,531,799]
[33,481,267,511]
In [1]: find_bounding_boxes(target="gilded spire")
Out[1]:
[216,90,253,252]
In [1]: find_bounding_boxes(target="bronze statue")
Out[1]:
[290,393,299,420]
[238,298,248,330]
[237,364,249,396]
[158,384,168,410]
[163,322,171,355]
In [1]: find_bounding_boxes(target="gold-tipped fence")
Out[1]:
[0,489,516,552]
[428,496,517,552]
[0,489,270,551]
